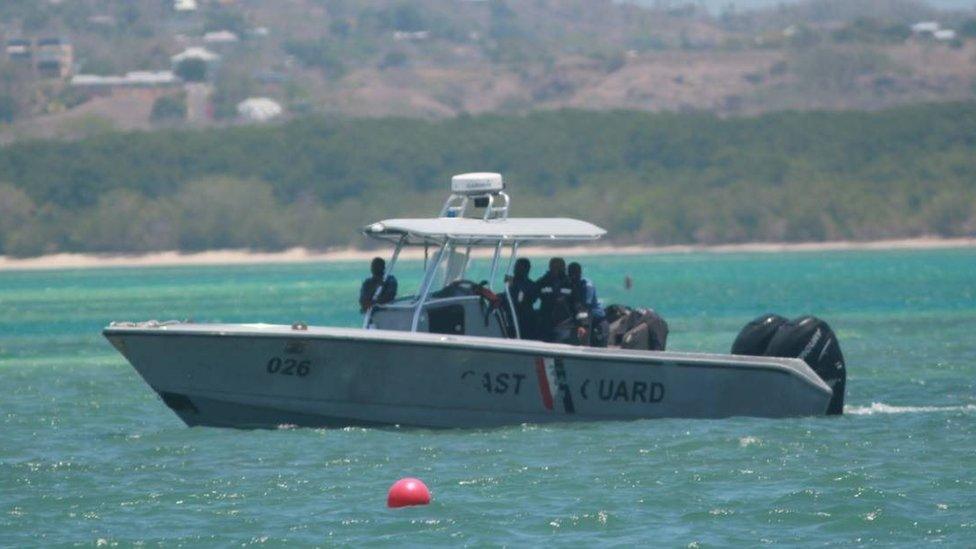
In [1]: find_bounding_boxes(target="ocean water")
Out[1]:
[1,249,974,546]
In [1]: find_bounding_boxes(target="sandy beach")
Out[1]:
[1,237,974,272]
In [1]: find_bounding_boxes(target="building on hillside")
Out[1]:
[203,30,239,45]
[87,15,117,27]
[393,31,430,42]
[910,21,959,43]
[34,37,73,79]
[237,97,283,122]
[174,0,198,12]
[4,37,74,78]
[5,39,32,62]
[72,71,181,92]
[69,71,185,124]
[171,47,221,65]
[911,21,940,35]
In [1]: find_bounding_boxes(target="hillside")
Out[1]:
[1,102,975,257]
[2,0,976,141]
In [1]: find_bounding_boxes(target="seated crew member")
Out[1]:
[568,262,608,347]
[359,257,398,313]
[535,257,574,342]
[506,257,538,340]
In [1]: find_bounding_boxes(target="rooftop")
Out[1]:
[171,47,220,64]
[72,71,180,87]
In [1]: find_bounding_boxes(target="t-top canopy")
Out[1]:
[364,217,607,245]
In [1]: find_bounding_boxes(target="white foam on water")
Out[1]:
[845,402,976,415]
[738,436,762,447]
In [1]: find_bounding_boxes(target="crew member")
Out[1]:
[359,257,398,313]
[535,257,574,342]
[506,257,538,340]
[569,262,608,347]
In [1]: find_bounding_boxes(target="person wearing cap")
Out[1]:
[359,257,398,313]
[569,261,608,347]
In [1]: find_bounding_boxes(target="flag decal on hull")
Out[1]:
[534,357,575,413]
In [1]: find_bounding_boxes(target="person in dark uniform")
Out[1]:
[506,257,538,340]
[359,257,398,313]
[568,262,608,347]
[534,257,574,342]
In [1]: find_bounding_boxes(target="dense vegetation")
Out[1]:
[1,102,975,257]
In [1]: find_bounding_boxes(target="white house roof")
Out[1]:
[237,97,284,121]
[72,71,179,87]
[364,217,606,245]
[174,0,198,11]
[911,21,940,33]
[171,47,220,64]
[204,30,240,44]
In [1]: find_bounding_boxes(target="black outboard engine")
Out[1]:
[732,314,846,415]
[731,313,787,355]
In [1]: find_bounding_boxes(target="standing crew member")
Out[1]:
[569,262,608,347]
[359,257,398,313]
[535,257,574,342]
[506,257,538,340]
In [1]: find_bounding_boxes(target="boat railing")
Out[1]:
[439,190,510,221]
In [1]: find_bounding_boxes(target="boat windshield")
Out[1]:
[384,239,516,300]
[361,237,520,332]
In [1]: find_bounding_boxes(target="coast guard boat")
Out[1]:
[104,173,846,428]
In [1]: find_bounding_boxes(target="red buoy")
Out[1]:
[387,477,431,508]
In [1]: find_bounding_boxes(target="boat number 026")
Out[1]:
[266,357,311,377]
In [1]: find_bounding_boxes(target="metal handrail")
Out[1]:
[411,242,450,332]
[504,242,521,340]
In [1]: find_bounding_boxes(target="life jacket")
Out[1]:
[536,273,574,327]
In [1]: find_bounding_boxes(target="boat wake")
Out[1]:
[845,402,976,416]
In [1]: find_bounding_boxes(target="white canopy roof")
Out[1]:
[171,47,220,64]
[364,217,606,245]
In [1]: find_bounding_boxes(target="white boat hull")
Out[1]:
[104,322,833,428]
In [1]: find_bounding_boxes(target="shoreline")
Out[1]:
[1,237,974,272]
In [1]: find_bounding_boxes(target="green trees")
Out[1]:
[0,184,36,255]
[174,59,208,83]
[174,177,285,250]
[71,189,176,252]
[0,103,974,257]
[0,96,15,124]
[150,94,188,122]
[959,18,976,38]
[211,65,255,119]
[282,40,347,79]
[379,51,409,70]
[0,63,29,123]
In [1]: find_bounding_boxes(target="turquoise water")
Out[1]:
[1,249,975,546]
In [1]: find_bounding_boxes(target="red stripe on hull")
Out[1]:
[534,357,554,410]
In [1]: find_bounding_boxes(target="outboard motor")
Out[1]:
[731,313,787,355]
[732,314,846,415]
[606,305,669,351]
